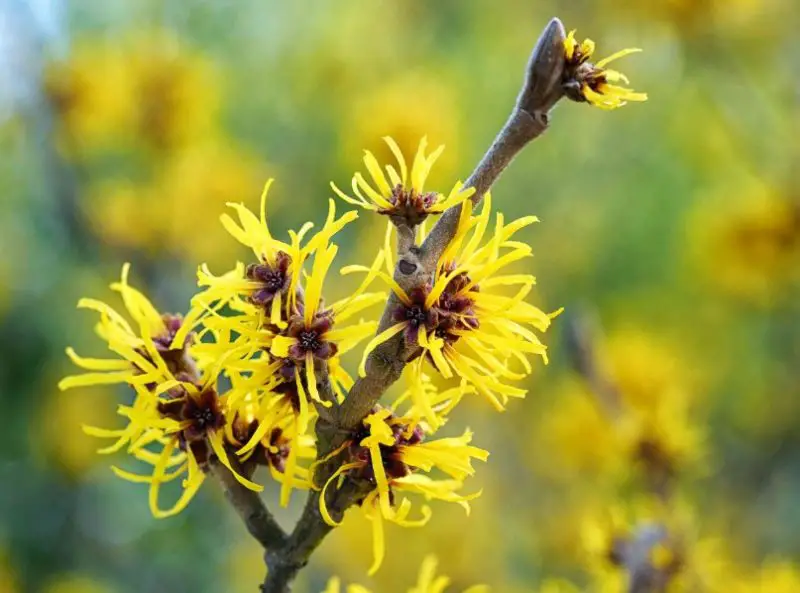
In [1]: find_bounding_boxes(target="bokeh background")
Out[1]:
[1,0,798,591]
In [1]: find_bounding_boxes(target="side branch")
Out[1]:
[210,461,288,550]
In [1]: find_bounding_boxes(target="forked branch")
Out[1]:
[227,16,571,593]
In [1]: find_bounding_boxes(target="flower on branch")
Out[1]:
[332,136,474,227]
[562,29,647,110]
[355,193,559,428]
[320,408,487,575]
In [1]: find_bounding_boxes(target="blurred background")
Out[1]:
[1,0,798,591]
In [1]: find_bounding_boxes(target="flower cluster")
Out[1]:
[58,20,648,587]
[59,177,382,512]
[348,186,558,429]
[59,135,555,575]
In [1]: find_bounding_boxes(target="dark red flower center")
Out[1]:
[298,330,322,353]
[246,251,292,308]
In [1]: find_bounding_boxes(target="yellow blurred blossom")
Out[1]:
[533,379,625,482]
[85,143,265,266]
[602,328,691,412]
[343,73,461,184]
[689,179,800,304]
[582,499,729,593]
[37,383,118,477]
[735,561,800,593]
[0,546,17,593]
[46,30,221,155]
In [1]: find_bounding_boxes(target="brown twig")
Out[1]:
[210,460,288,550]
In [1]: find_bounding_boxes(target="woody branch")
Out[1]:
[211,16,570,593]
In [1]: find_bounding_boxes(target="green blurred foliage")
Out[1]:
[1,0,798,591]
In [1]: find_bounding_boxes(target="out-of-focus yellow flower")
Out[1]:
[582,499,729,593]
[618,397,707,491]
[44,42,137,155]
[46,30,220,155]
[735,561,800,593]
[616,0,782,40]
[562,30,647,110]
[536,326,704,486]
[322,555,488,593]
[85,143,264,266]
[689,179,800,304]
[150,143,266,266]
[125,32,221,152]
[37,383,118,477]
[533,379,625,482]
[343,73,461,183]
[536,579,580,593]
[84,180,161,254]
[602,328,691,412]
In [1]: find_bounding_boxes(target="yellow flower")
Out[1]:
[407,555,489,593]
[124,31,221,151]
[332,137,473,224]
[44,41,137,154]
[562,30,647,110]
[322,555,488,593]
[41,574,115,593]
[87,143,265,266]
[320,409,488,575]
[58,264,193,397]
[0,546,18,593]
[179,179,361,328]
[357,194,557,427]
[602,328,692,412]
[58,266,263,517]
